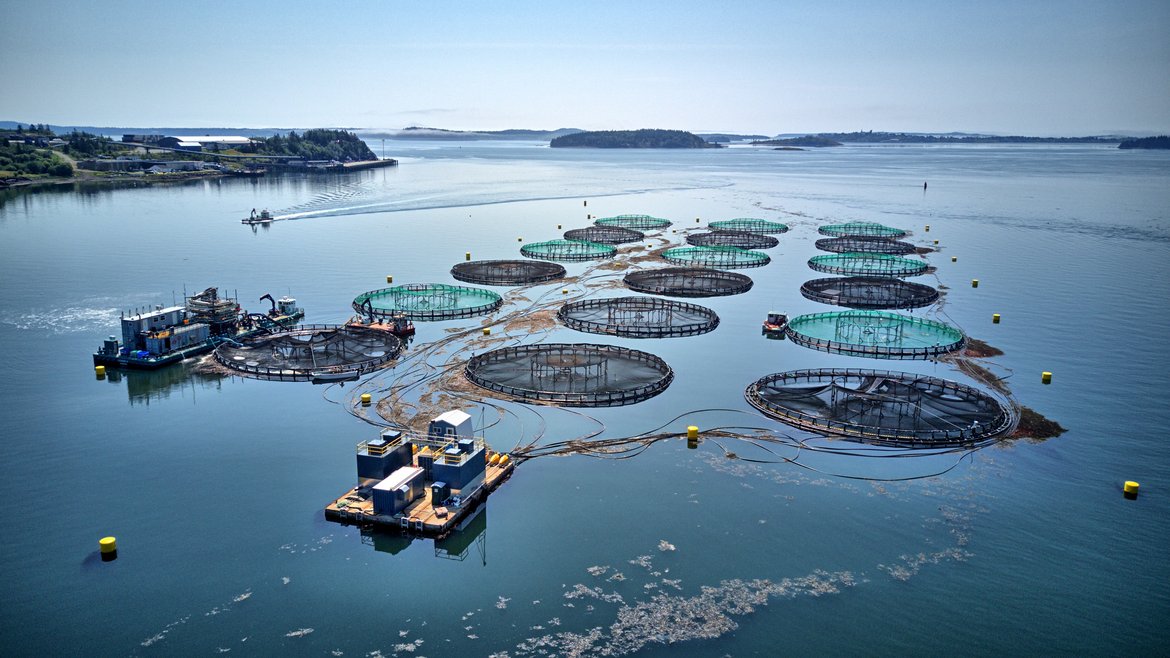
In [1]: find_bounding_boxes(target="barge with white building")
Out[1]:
[325,409,515,537]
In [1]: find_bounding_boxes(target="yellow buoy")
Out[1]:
[518,237,523,242]
[562,288,569,294]
[933,239,939,245]
[499,454,510,465]
[95,365,106,378]
[951,256,957,262]
[465,252,471,261]
[1124,481,1139,496]
[584,200,587,207]
[993,314,1001,324]
[1042,371,1052,384]
[557,224,562,229]
[695,217,700,223]
[99,536,117,554]
[971,279,979,288]
[360,393,372,406]
[386,275,394,284]
[687,425,699,439]
[483,327,491,336]
[925,225,930,232]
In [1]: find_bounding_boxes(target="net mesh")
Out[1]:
[521,239,617,262]
[353,283,503,321]
[623,267,753,297]
[465,343,674,406]
[662,245,771,269]
[557,296,720,338]
[214,324,402,381]
[745,368,1015,447]
[818,222,907,238]
[563,226,645,245]
[708,218,789,234]
[808,253,928,277]
[800,276,939,309]
[815,237,917,254]
[785,310,965,359]
[451,259,566,286]
[594,214,673,230]
[687,230,779,249]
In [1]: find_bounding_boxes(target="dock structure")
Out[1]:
[324,410,515,537]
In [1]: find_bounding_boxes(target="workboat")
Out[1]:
[762,311,788,339]
[242,208,274,225]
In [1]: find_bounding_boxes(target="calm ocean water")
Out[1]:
[0,142,1167,656]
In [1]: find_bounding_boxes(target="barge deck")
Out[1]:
[325,457,514,537]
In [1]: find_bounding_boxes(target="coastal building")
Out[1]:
[159,135,258,151]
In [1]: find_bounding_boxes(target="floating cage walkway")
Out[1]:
[623,267,753,297]
[353,283,503,321]
[687,230,779,250]
[745,368,1015,447]
[557,296,720,338]
[451,259,566,286]
[815,237,917,254]
[465,343,674,407]
[785,310,965,359]
[214,324,402,381]
[594,214,672,230]
[808,253,928,277]
[800,276,939,309]
[521,239,617,262]
[663,245,770,269]
[709,218,789,234]
[818,222,906,238]
[563,226,645,245]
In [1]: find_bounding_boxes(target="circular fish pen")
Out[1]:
[520,239,617,262]
[745,368,1014,447]
[708,218,789,234]
[594,214,673,230]
[563,226,645,245]
[451,259,566,286]
[557,296,720,338]
[800,276,940,309]
[623,267,753,297]
[808,253,928,277]
[785,310,964,359]
[687,230,779,250]
[465,343,674,407]
[662,245,771,269]
[815,237,917,255]
[214,324,402,382]
[818,222,907,238]
[353,283,503,321]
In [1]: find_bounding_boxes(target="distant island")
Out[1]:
[753,136,843,147]
[363,127,584,141]
[697,133,770,143]
[765,131,1120,145]
[550,129,718,149]
[1118,136,1170,149]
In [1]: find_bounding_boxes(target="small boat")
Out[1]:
[242,209,274,225]
[762,311,788,339]
[311,370,360,384]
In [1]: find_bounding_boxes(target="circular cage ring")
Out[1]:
[687,230,779,249]
[557,296,720,338]
[745,368,1015,447]
[623,267,753,297]
[800,276,939,309]
[451,259,566,286]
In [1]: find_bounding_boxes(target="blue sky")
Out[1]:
[2,0,1167,134]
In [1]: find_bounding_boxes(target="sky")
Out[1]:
[2,0,1168,135]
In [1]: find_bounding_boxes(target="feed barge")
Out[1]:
[93,287,303,369]
[325,409,514,537]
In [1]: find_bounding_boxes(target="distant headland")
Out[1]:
[1118,136,1170,149]
[550,129,719,149]
[755,131,1123,146]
